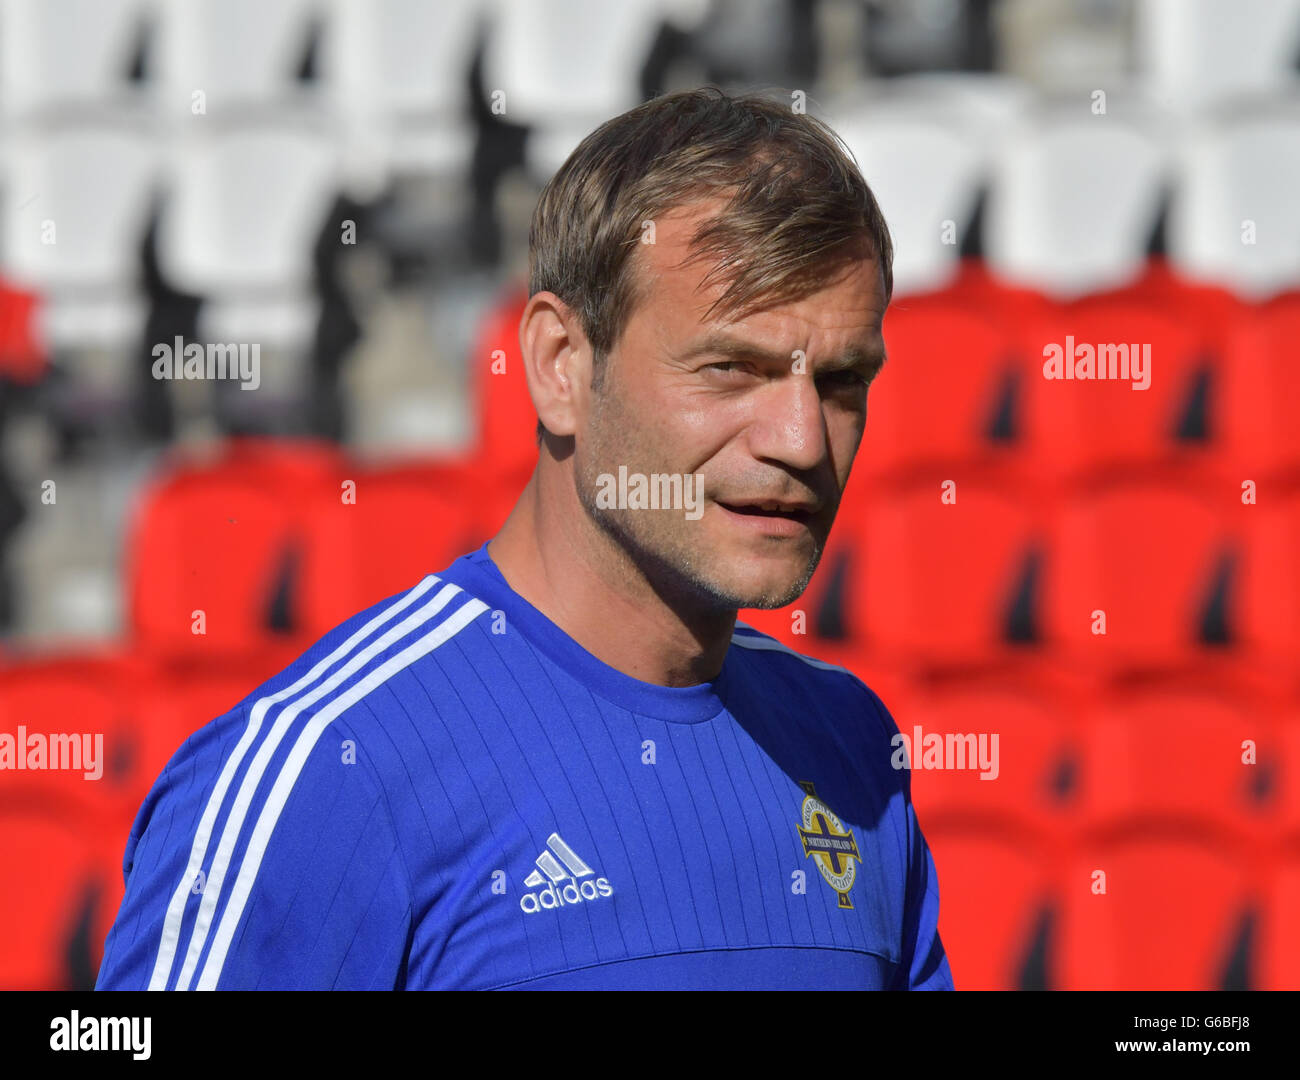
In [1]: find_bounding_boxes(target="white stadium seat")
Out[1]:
[984,114,1169,297]
[317,0,485,191]
[156,123,340,347]
[1137,0,1300,111]
[866,73,1034,135]
[319,0,483,117]
[0,0,148,115]
[830,109,986,298]
[482,0,685,179]
[1168,110,1300,298]
[0,121,157,348]
[152,0,320,118]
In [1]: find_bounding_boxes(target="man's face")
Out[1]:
[572,201,888,613]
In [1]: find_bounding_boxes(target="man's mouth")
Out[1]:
[715,500,816,523]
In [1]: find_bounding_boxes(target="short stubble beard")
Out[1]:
[572,361,823,615]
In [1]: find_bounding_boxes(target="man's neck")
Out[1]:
[486,469,735,688]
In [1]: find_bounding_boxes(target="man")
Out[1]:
[97,87,953,990]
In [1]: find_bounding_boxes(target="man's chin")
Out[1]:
[729,582,808,611]
[714,542,822,609]
[697,558,818,611]
[585,506,820,612]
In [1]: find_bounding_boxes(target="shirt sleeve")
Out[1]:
[96,705,413,991]
[892,793,954,990]
[858,681,954,991]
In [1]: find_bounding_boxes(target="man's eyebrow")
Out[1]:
[823,344,887,380]
[678,333,788,365]
[681,333,887,377]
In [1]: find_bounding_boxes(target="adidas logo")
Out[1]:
[519,833,614,914]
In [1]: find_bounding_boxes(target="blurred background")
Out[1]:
[0,0,1298,991]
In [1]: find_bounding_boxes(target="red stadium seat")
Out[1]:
[1058,832,1251,989]
[126,456,312,660]
[0,275,45,384]
[1018,297,1215,484]
[125,438,349,659]
[943,258,1056,329]
[1277,716,1300,841]
[1238,494,1300,681]
[467,284,536,488]
[735,503,861,651]
[1221,294,1300,480]
[1259,851,1300,990]
[849,481,1042,670]
[298,461,481,635]
[0,652,161,823]
[472,467,531,541]
[923,824,1056,990]
[0,807,116,989]
[1075,692,1276,845]
[734,605,805,646]
[205,435,345,493]
[1042,484,1233,675]
[130,663,268,778]
[1085,259,1244,355]
[893,685,1078,831]
[857,297,1025,482]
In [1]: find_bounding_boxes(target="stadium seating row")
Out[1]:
[4,110,1300,349]
[2,1,1297,125]
[929,824,1300,990]
[115,429,1300,694]
[0,645,290,991]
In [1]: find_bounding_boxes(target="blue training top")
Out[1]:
[96,542,953,990]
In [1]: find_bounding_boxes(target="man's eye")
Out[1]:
[707,361,752,376]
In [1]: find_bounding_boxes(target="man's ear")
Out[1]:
[518,291,592,439]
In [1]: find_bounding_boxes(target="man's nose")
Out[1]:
[746,375,829,473]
